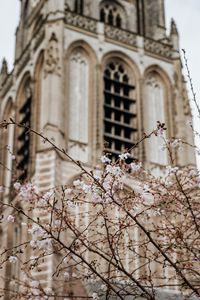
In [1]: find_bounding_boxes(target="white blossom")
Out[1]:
[106,165,122,177]
[143,184,150,193]
[166,166,179,174]
[0,186,4,193]
[7,215,15,223]
[92,292,100,300]
[156,127,164,137]
[130,162,142,172]
[100,155,111,164]
[65,188,72,194]
[100,284,107,291]
[73,179,82,187]
[28,224,46,238]
[54,219,61,227]
[42,191,52,201]
[118,152,130,161]
[64,272,70,280]
[37,239,52,251]
[30,240,38,249]
[13,182,21,190]
[67,200,76,208]
[9,256,17,263]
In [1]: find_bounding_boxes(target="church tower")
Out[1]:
[0,0,196,298]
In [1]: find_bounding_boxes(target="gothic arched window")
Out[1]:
[100,1,125,28]
[17,84,32,181]
[68,48,89,162]
[74,0,84,14]
[144,72,167,165]
[103,61,137,160]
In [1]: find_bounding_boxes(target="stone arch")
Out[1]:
[143,65,173,166]
[15,72,33,181]
[65,41,97,164]
[101,51,141,160]
[99,0,127,28]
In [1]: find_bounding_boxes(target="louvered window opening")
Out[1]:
[17,94,31,181]
[100,5,122,28]
[75,0,84,14]
[104,62,137,160]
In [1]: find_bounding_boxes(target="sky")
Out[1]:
[0,1,199,97]
[0,0,200,156]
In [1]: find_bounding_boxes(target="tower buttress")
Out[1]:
[170,19,179,52]
[144,0,166,39]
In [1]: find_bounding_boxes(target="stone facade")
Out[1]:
[0,0,196,298]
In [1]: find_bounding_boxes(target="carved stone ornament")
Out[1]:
[65,11,97,34]
[105,25,137,48]
[44,33,61,78]
[144,38,172,59]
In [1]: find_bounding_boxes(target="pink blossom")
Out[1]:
[13,182,21,190]
[156,127,164,137]
[166,166,179,174]
[7,215,15,223]
[130,162,142,173]
[106,165,122,177]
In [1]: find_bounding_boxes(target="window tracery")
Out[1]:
[100,2,125,28]
[103,61,137,160]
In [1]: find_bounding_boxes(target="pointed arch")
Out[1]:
[65,41,97,163]
[15,72,32,181]
[101,51,141,160]
[143,66,172,166]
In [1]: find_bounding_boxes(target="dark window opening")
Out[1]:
[75,0,84,14]
[108,10,114,25]
[115,126,121,136]
[103,62,137,160]
[100,8,105,22]
[116,14,121,28]
[99,5,123,29]
[17,89,32,182]
[114,82,120,94]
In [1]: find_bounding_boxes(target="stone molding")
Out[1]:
[65,11,173,60]
[105,25,137,48]
[65,11,98,34]
[16,46,31,76]
[144,38,173,59]
[0,74,13,98]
